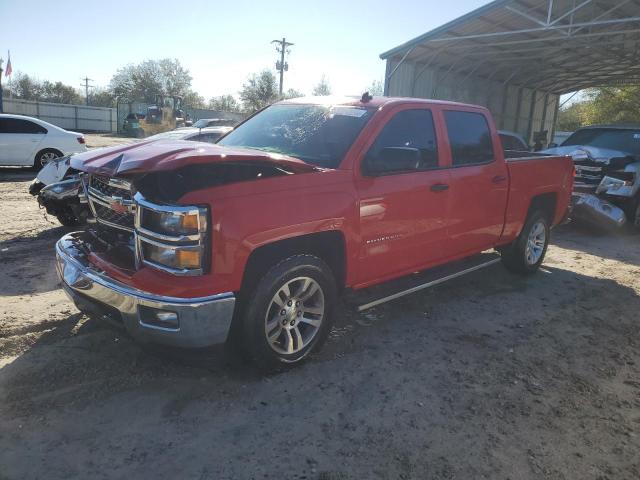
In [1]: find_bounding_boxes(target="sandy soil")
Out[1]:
[0,155,639,479]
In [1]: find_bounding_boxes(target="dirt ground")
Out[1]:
[0,139,639,479]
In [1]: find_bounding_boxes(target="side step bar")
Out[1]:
[350,252,502,312]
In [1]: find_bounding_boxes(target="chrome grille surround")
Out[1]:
[83,174,135,232]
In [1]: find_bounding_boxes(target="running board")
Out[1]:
[349,252,501,312]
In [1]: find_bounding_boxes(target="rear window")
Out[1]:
[444,111,494,166]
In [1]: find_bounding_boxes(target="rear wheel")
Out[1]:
[33,149,62,170]
[501,210,550,274]
[238,255,337,370]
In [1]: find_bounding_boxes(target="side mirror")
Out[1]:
[365,147,421,175]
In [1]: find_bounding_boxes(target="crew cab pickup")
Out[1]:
[55,96,573,368]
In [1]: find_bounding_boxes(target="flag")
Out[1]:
[5,51,12,76]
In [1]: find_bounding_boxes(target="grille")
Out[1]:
[93,203,135,227]
[573,160,604,191]
[90,175,132,200]
[86,175,134,231]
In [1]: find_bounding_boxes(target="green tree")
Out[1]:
[312,75,331,96]
[283,88,304,99]
[208,94,241,112]
[91,87,115,108]
[557,102,587,131]
[183,90,206,108]
[582,86,640,125]
[110,59,193,103]
[240,70,279,113]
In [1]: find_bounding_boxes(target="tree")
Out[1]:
[283,88,304,99]
[312,75,331,96]
[109,59,193,103]
[4,73,84,105]
[239,70,279,113]
[91,87,115,108]
[183,90,206,109]
[557,102,587,131]
[208,94,241,112]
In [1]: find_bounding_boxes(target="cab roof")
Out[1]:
[278,95,488,110]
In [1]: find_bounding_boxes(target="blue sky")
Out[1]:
[0,0,490,100]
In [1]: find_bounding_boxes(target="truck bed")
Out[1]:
[501,153,574,241]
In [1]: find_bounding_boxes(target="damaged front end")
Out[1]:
[569,149,640,229]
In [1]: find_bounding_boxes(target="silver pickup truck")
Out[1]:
[543,124,640,229]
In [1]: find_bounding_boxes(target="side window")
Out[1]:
[363,109,438,175]
[444,111,494,166]
[0,118,46,134]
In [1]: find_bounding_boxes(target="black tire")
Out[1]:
[238,255,337,370]
[33,149,62,171]
[501,210,550,274]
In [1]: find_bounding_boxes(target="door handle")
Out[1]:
[430,183,449,192]
[492,175,507,183]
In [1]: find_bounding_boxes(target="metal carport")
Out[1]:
[381,0,640,144]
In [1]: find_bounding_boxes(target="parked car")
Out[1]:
[0,114,86,169]
[146,126,233,143]
[498,130,530,153]
[542,124,640,229]
[55,95,572,369]
[186,118,238,129]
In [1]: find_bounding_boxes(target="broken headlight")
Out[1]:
[596,171,636,194]
[134,193,209,275]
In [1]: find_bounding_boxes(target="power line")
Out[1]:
[271,38,293,96]
[80,76,94,106]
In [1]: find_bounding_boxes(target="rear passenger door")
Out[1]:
[443,110,509,255]
[355,108,450,285]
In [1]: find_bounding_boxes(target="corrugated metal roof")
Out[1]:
[381,0,640,93]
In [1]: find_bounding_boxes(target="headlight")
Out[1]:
[134,193,209,276]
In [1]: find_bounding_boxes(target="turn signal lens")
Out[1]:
[175,249,201,269]
[180,213,199,231]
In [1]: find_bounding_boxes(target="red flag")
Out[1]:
[5,51,12,76]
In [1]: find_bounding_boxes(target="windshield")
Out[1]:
[218,104,376,168]
[562,128,640,155]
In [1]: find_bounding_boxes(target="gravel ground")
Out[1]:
[0,149,639,479]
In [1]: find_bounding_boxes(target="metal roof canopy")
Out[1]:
[381,0,640,94]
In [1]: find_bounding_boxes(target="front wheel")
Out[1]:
[501,210,550,274]
[33,149,62,170]
[238,255,337,369]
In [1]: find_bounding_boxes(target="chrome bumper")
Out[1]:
[571,193,627,229]
[55,232,236,348]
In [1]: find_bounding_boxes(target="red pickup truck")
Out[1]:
[56,95,573,368]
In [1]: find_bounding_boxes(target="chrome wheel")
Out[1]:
[525,220,546,265]
[40,151,60,166]
[264,276,325,355]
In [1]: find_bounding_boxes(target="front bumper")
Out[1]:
[571,193,627,229]
[55,232,236,348]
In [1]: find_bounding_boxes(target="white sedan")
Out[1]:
[0,114,87,169]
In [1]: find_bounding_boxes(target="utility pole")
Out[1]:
[80,76,94,106]
[271,37,293,96]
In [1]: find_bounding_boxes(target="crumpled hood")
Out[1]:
[70,140,318,177]
[540,145,635,163]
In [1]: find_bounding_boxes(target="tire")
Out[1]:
[501,210,550,274]
[33,149,62,171]
[238,255,337,370]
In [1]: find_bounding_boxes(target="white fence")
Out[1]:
[3,98,117,132]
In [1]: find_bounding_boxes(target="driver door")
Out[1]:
[355,107,450,286]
